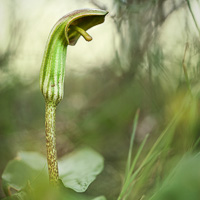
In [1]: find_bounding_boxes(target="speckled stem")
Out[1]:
[45,102,59,185]
[40,9,108,186]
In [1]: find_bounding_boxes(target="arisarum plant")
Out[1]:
[1,8,108,200]
[40,8,108,185]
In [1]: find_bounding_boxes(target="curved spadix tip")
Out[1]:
[65,8,108,45]
[51,8,108,46]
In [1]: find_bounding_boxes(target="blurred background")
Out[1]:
[1,0,200,199]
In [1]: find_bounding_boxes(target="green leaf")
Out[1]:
[2,151,47,194]
[59,148,104,192]
[2,148,104,196]
[17,151,47,170]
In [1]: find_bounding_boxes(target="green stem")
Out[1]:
[45,102,59,185]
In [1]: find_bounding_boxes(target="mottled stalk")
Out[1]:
[45,102,58,184]
[39,9,108,185]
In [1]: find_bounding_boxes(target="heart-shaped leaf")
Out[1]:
[2,148,104,195]
[2,151,48,193]
[59,148,104,192]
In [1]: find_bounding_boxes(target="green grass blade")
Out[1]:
[125,109,140,179]
[127,134,149,182]
[120,151,160,200]
[140,109,182,169]
[118,134,149,200]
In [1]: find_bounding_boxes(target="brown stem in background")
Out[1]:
[182,42,192,95]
